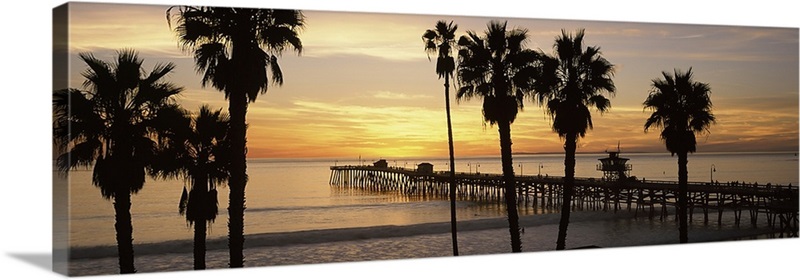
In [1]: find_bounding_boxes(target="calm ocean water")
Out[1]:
[63,151,797,275]
[65,151,797,250]
[63,151,798,274]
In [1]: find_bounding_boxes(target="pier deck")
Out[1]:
[330,165,799,236]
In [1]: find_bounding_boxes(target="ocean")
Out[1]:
[62,152,798,275]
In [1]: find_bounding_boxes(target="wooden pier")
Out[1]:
[329,165,799,237]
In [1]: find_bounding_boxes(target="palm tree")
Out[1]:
[423,20,460,256]
[52,50,183,274]
[456,21,539,253]
[644,68,715,243]
[150,105,230,270]
[535,29,615,250]
[168,6,304,267]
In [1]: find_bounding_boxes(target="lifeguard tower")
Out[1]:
[373,159,388,168]
[597,144,632,181]
[417,163,434,174]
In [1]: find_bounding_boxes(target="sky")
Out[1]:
[61,2,799,159]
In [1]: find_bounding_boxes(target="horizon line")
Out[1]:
[245,150,799,160]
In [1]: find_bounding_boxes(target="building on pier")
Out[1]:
[417,162,433,174]
[373,159,388,168]
[597,147,632,181]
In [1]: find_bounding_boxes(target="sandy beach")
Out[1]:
[68,209,778,276]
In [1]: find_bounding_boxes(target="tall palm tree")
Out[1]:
[168,6,304,267]
[52,50,183,274]
[644,68,715,243]
[456,21,539,253]
[423,20,460,256]
[535,29,615,250]
[150,105,230,270]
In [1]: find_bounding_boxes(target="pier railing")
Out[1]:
[330,165,798,237]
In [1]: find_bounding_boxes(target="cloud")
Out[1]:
[300,11,432,61]
[373,91,431,100]
[244,99,453,157]
[672,34,706,39]
[67,3,185,58]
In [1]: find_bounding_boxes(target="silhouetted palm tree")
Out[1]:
[644,68,715,243]
[423,20,460,256]
[456,21,539,252]
[150,105,230,270]
[535,29,615,250]
[168,6,304,267]
[52,50,183,274]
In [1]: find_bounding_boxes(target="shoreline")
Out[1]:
[68,209,781,260]
[68,211,626,259]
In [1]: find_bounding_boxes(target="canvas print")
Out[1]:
[52,1,799,276]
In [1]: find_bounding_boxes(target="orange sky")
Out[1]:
[63,2,799,159]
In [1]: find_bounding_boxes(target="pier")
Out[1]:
[329,164,799,237]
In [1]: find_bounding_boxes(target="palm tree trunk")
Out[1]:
[444,75,459,256]
[228,92,248,268]
[194,220,207,270]
[497,121,522,252]
[678,151,689,243]
[556,132,577,250]
[192,176,209,270]
[113,191,135,274]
